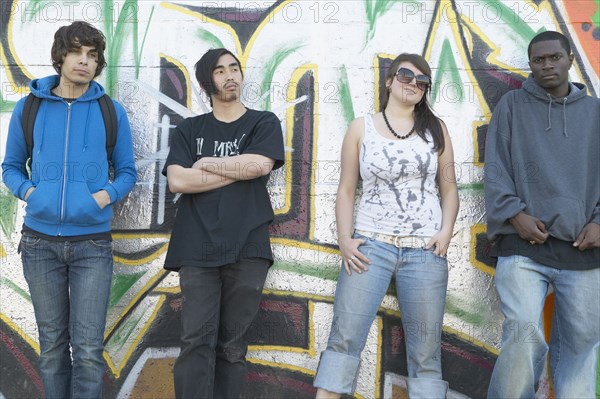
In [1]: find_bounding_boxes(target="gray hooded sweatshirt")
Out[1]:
[484,74,599,269]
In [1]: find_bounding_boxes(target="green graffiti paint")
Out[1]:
[338,65,355,125]
[597,350,600,398]
[104,0,139,96]
[432,39,463,104]
[0,186,17,237]
[458,182,484,191]
[102,0,114,53]
[0,93,17,113]
[480,0,537,42]
[133,5,155,79]
[592,0,600,28]
[273,261,340,281]
[109,271,145,309]
[99,0,152,92]
[24,0,48,22]
[106,307,146,352]
[0,277,31,302]
[196,28,224,50]
[445,295,486,326]
[260,43,305,111]
[364,0,413,44]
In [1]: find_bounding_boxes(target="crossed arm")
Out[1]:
[167,153,275,194]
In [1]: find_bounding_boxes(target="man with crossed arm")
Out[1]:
[163,48,285,399]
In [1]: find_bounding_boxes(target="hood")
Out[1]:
[522,74,588,137]
[27,75,107,156]
[29,75,105,101]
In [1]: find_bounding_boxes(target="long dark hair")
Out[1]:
[195,48,243,106]
[381,53,445,154]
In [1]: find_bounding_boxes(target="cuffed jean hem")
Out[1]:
[407,377,448,399]
[313,350,360,394]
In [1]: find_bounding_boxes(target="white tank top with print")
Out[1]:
[354,114,442,237]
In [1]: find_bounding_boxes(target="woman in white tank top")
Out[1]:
[314,54,459,398]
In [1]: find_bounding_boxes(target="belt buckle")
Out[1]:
[393,236,425,249]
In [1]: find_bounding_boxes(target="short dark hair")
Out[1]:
[527,31,571,59]
[194,48,243,103]
[51,21,107,77]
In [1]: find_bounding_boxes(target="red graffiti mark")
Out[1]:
[485,70,523,89]
[165,69,185,101]
[0,331,43,395]
[564,1,600,76]
[390,325,405,355]
[441,341,494,371]
[259,300,305,336]
[246,371,316,395]
[170,298,183,312]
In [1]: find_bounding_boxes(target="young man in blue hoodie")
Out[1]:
[2,21,136,398]
[485,31,599,398]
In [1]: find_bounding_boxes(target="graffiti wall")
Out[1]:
[1,1,598,398]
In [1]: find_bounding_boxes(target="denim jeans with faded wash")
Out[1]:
[20,233,113,399]
[314,234,449,398]
[488,255,600,399]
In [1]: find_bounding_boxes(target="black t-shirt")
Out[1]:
[491,234,600,270]
[162,109,285,270]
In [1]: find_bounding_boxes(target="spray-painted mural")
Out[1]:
[1,1,598,398]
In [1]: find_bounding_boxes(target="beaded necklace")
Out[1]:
[382,109,415,139]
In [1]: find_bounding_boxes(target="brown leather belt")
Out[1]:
[355,229,430,249]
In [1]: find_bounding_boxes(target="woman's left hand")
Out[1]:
[425,229,452,257]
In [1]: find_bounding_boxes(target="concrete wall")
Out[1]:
[1,1,598,398]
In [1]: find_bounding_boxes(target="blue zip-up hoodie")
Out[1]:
[2,75,137,236]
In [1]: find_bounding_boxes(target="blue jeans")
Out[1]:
[19,233,113,399]
[314,234,449,398]
[488,255,600,399]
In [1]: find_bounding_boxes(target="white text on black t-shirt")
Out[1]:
[195,134,247,158]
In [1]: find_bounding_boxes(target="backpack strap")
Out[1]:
[98,94,118,163]
[21,93,41,162]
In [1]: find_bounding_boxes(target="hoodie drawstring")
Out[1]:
[544,93,569,137]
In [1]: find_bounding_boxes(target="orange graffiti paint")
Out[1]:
[564,1,600,76]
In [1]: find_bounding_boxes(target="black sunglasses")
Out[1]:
[395,67,431,91]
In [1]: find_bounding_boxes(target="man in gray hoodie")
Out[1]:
[485,31,599,398]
